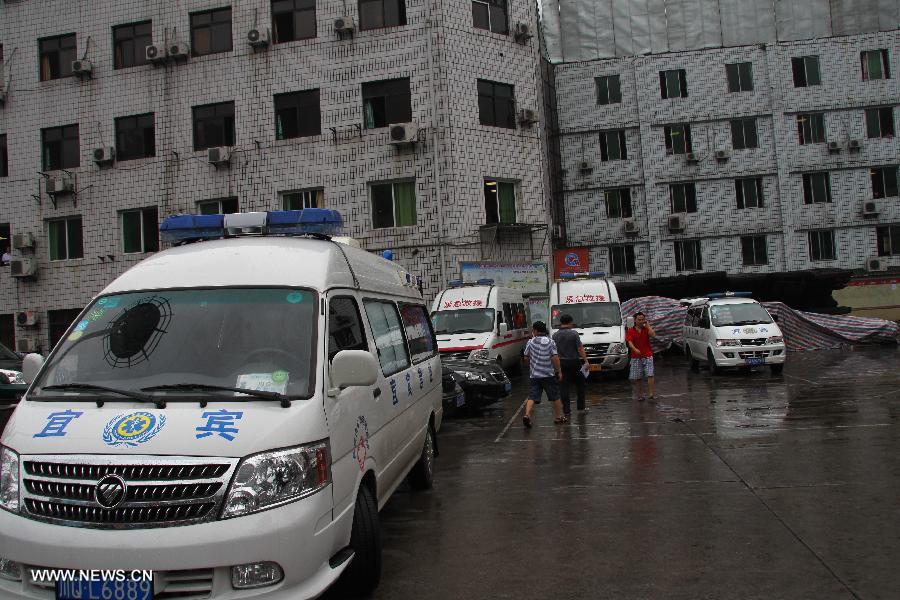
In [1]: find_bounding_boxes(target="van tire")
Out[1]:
[707,349,721,376]
[408,425,435,490]
[342,486,381,596]
[770,363,784,375]
[687,348,700,372]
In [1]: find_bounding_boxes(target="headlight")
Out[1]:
[468,349,490,361]
[716,339,741,347]
[766,336,784,344]
[0,446,19,513]
[458,371,490,383]
[609,342,627,354]
[222,442,330,519]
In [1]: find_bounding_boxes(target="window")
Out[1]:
[596,75,621,105]
[600,130,627,161]
[198,197,239,214]
[472,0,508,34]
[731,118,758,149]
[792,56,821,87]
[363,300,410,376]
[609,244,636,275]
[372,181,416,228]
[871,167,898,199]
[41,125,80,170]
[865,107,895,139]
[48,217,83,261]
[113,21,152,69]
[39,34,77,81]
[477,79,516,129]
[802,172,832,204]
[362,79,411,129]
[484,180,516,224]
[0,135,7,178]
[605,188,632,219]
[121,207,159,254]
[327,297,368,361]
[674,240,702,271]
[670,183,697,213]
[115,113,155,161]
[726,62,753,92]
[272,0,317,43]
[192,102,235,150]
[664,124,692,155]
[735,178,764,209]
[191,8,233,56]
[275,90,321,139]
[877,225,900,256]
[797,113,826,145]
[659,69,688,99]
[741,236,768,266]
[282,189,324,209]
[359,0,407,30]
[399,304,437,363]
[808,230,836,261]
[861,49,890,81]
[48,309,83,349]
[0,313,14,351]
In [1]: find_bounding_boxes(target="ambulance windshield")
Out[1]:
[550,303,622,328]
[431,309,495,335]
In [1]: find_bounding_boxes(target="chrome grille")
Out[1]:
[739,350,771,359]
[584,343,610,359]
[20,455,238,529]
[742,338,768,347]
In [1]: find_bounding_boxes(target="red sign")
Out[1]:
[554,248,589,278]
[441,299,485,309]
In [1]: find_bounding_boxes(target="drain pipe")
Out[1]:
[425,12,448,288]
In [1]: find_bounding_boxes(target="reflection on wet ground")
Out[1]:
[366,346,900,600]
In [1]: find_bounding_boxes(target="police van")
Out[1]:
[683,292,786,375]
[549,272,630,377]
[430,280,529,369]
[0,209,442,599]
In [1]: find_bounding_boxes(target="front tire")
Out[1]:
[341,486,382,596]
[408,425,435,490]
[707,349,721,376]
[687,347,700,372]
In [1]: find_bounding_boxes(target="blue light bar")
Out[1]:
[160,214,225,242]
[706,291,753,299]
[267,209,343,235]
[476,278,495,286]
[448,280,463,288]
[559,271,606,279]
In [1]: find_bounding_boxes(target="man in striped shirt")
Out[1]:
[522,320,565,428]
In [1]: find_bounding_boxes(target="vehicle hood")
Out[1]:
[714,323,783,340]
[436,332,492,351]
[1,397,327,458]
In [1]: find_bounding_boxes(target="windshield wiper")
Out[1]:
[37,383,164,408]
[141,383,295,408]
[581,322,618,328]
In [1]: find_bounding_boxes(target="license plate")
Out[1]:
[455,392,465,407]
[745,357,764,366]
[589,364,602,372]
[57,579,154,600]
[504,382,512,392]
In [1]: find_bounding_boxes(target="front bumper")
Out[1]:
[0,485,349,599]
[711,345,787,367]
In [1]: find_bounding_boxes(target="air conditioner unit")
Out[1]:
[623,219,639,235]
[16,337,40,354]
[93,147,115,165]
[578,160,592,172]
[247,28,270,48]
[518,108,538,125]
[15,310,39,327]
[862,200,879,216]
[865,257,888,272]
[827,141,841,153]
[207,147,231,165]
[847,139,861,152]
[388,122,419,145]
[168,43,190,60]
[71,59,93,77]
[47,175,74,195]
[714,149,729,161]
[551,224,563,239]
[10,259,37,279]
[12,232,35,250]
[334,16,355,34]
[145,44,168,63]
[513,22,532,42]
[668,214,684,232]
[685,152,699,164]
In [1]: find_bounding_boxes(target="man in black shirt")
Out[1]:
[552,313,591,415]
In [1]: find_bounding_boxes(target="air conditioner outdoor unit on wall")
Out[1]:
[684,152,699,164]
[247,28,270,48]
[847,139,861,152]
[513,22,532,43]
[518,108,538,125]
[168,43,190,60]
[93,147,115,165]
[827,141,841,153]
[71,59,93,77]
[10,259,37,278]
[12,232,35,250]
[146,44,168,63]
[714,149,729,161]
[334,16,355,34]
[865,257,887,272]
[388,122,419,145]
[16,337,40,353]
[668,215,684,232]
[47,175,74,195]
[207,147,231,166]
[16,310,39,327]
[578,160,592,173]
[862,201,879,216]
[623,219,638,235]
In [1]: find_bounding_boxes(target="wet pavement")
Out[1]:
[367,347,900,600]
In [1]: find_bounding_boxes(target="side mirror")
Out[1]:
[22,353,45,385]
[330,350,380,391]
[498,322,508,335]
[625,317,635,329]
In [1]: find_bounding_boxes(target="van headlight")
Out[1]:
[766,336,784,344]
[222,442,330,519]
[0,446,19,513]
[716,339,741,347]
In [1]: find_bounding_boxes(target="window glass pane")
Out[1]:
[726,64,740,92]
[472,2,490,30]
[222,198,239,214]
[67,218,83,259]
[143,207,159,252]
[399,304,436,363]
[739,62,753,90]
[608,75,621,103]
[364,300,410,376]
[488,3,507,33]
[742,238,754,265]
[393,181,416,226]
[49,221,65,260]
[328,297,368,360]
[359,0,384,29]
[372,184,394,228]
[484,181,499,223]
[807,57,821,85]
[122,211,142,253]
[498,181,516,223]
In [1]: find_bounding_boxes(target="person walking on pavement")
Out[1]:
[626,312,657,402]
[552,313,591,415]
[522,320,565,428]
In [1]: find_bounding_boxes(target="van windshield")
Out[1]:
[31,288,318,399]
[431,309,495,335]
[551,303,622,328]
[711,303,773,327]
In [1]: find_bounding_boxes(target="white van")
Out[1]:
[0,210,442,599]
[683,292,786,375]
[430,281,529,369]
[549,272,629,377]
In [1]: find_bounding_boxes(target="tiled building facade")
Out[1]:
[0,0,549,352]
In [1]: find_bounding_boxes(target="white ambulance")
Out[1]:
[0,209,442,599]
[549,272,630,376]
[430,281,529,370]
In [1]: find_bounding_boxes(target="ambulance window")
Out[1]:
[502,303,514,327]
[515,303,526,329]
[399,303,437,363]
[364,300,411,376]
[700,307,711,329]
[328,297,368,361]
